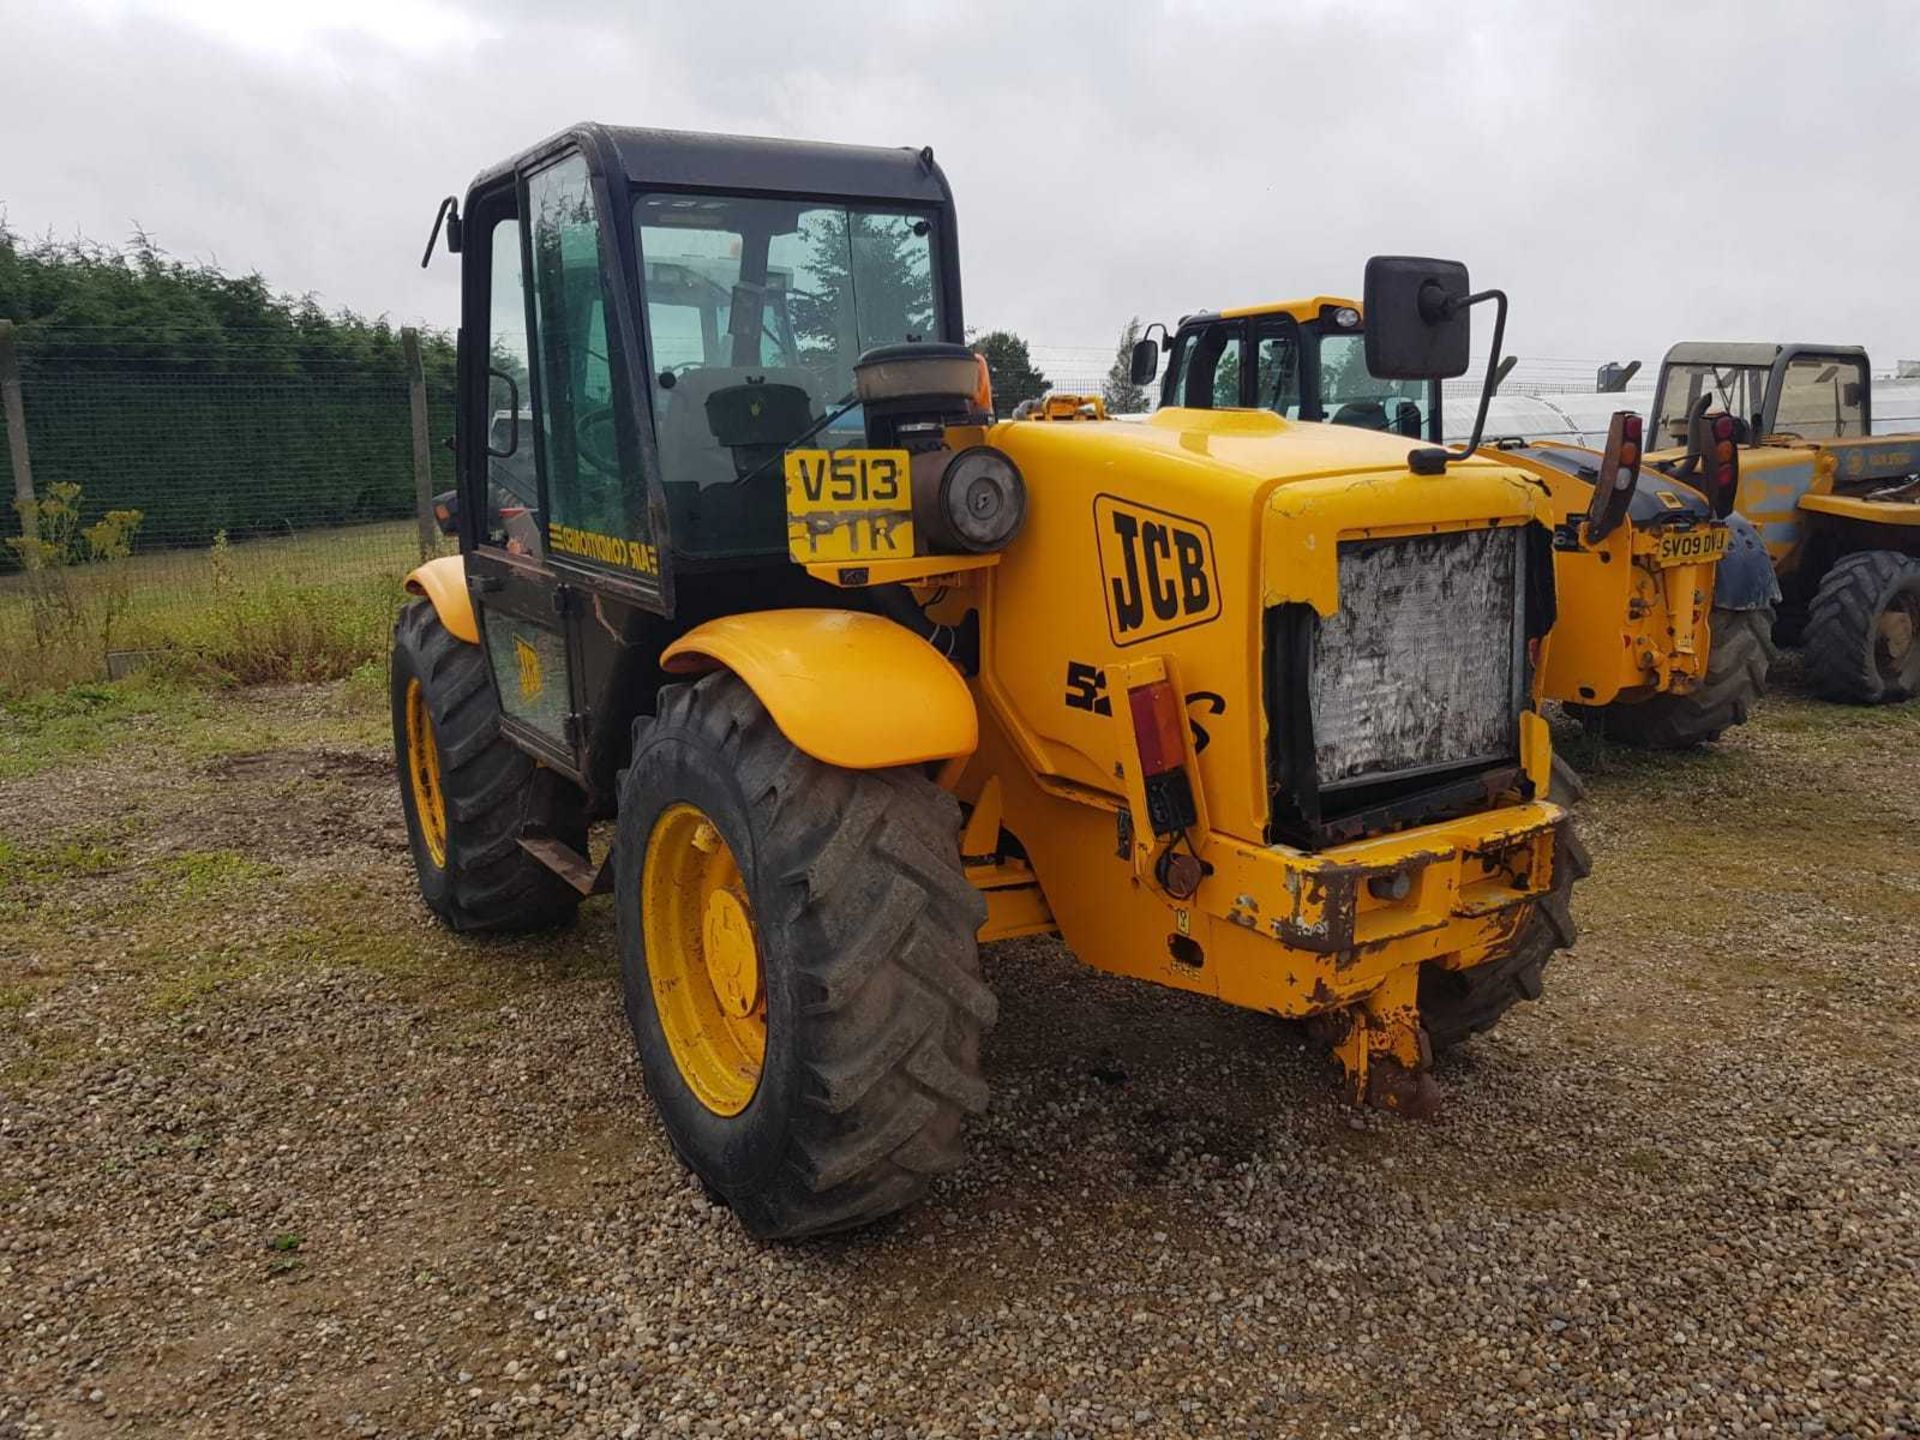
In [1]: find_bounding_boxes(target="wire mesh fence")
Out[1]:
[8,325,1920,693]
[1,348,452,577]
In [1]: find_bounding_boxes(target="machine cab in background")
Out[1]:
[1147,299,1444,443]
[446,124,966,784]
[1649,342,1872,449]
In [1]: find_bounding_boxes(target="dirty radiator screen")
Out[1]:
[1308,526,1523,789]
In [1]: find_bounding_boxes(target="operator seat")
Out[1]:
[655,365,823,556]
[1330,400,1389,431]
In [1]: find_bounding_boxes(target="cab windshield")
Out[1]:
[1312,332,1431,437]
[1655,362,1771,447]
[1161,315,1435,438]
[635,193,940,557]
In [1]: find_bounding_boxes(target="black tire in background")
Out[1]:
[1419,821,1591,1050]
[390,599,585,932]
[1572,604,1776,749]
[1803,550,1920,704]
[615,670,994,1240]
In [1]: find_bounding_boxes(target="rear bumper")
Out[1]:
[1191,802,1567,1015]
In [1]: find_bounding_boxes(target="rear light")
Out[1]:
[1706,412,1739,515]
[1583,411,1642,541]
[1129,680,1185,776]
[1127,678,1199,835]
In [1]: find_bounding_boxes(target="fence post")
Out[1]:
[402,327,436,563]
[0,319,39,566]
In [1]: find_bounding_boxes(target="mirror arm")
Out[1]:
[1407,288,1507,475]
[421,196,462,270]
[1673,393,1711,480]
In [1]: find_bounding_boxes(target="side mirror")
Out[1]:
[486,369,520,457]
[431,488,460,536]
[1844,380,1864,408]
[419,196,463,270]
[1129,337,1160,387]
[1363,256,1471,379]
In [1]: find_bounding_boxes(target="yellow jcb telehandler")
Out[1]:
[1644,342,1920,702]
[1129,299,1780,748]
[396,128,1589,1238]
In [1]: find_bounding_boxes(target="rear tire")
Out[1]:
[1419,821,1590,1050]
[390,599,584,932]
[616,671,993,1240]
[1575,604,1776,748]
[1803,551,1920,703]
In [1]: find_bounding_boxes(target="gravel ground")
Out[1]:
[1,673,1915,1439]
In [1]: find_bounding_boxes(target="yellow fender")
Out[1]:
[661,608,977,769]
[404,554,478,644]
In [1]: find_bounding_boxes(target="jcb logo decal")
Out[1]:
[1094,495,1220,645]
[513,634,544,701]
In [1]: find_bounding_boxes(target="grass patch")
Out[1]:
[0,675,211,778]
[146,947,268,1014]
[146,849,280,901]
[0,521,420,696]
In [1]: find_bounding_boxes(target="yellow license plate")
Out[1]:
[1653,526,1730,567]
[784,448,915,564]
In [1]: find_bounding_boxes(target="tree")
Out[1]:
[0,221,455,384]
[1102,316,1151,415]
[970,331,1049,417]
[788,211,937,390]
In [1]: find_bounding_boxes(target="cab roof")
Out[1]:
[1662,340,1868,367]
[1215,296,1359,322]
[470,122,954,207]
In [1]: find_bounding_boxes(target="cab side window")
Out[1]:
[1774,355,1868,438]
[1254,320,1302,418]
[1172,324,1245,408]
[526,154,656,575]
[482,213,542,557]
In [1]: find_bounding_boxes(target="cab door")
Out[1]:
[458,148,664,778]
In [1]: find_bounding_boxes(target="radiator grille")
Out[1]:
[1308,526,1524,789]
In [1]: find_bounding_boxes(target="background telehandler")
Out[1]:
[396,127,1588,1238]
[1130,300,1780,748]
[1644,342,1920,703]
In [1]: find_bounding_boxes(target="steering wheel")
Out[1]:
[576,406,621,478]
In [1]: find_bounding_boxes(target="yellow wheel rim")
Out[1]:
[1877,596,1917,677]
[642,804,766,1116]
[404,678,449,868]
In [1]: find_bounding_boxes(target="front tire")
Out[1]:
[1419,821,1590,1050]
[390,599,584,932]
[616,671,993,1240]
[1803,551,1920,703]
[1575,604,1776,748]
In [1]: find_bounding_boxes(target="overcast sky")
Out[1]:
[7,0,1920,378]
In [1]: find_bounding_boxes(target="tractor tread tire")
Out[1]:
[1579,604,1776,749]
[617,671,991,1241]
[1420,820,1590,1050]
[1803,551,1920,704]
[391,599,584,933]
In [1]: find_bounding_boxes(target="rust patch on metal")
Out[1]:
[1274,866,1361,953]
[1366,1058,1443,1119]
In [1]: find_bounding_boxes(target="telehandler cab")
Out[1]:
[1130,300,1779,748]
[396,125,1587,1238]
[1644,343,1920,703]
